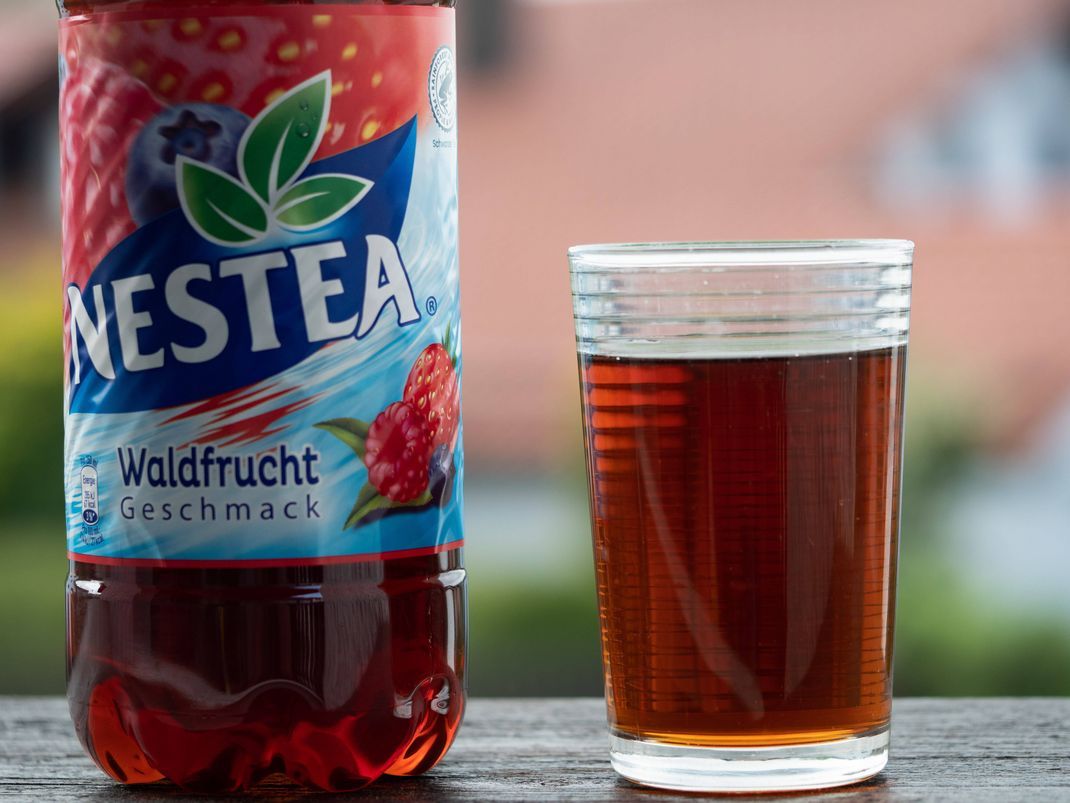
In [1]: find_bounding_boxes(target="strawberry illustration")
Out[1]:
[403,342,460,453]
[363,401,433,504]
[77,12,430,158]
[59,56,162,287]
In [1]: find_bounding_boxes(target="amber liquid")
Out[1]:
[579,347,905,747]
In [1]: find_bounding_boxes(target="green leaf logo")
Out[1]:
[177,70,374,247]
[177,159,268,246]
[239,72,330,203]
[275,174,371,231]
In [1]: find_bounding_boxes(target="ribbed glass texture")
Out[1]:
[569,240,913,358]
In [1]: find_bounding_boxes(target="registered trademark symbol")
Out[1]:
[426,296,438,315]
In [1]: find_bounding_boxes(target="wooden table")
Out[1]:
[2,698,1068,800]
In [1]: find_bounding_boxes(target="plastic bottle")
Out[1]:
[57,0,464,791]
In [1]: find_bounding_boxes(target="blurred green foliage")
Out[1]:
[1,529,66,694]
[894,382,1070,695]
[2,261,1068,696]
[469,570,603,697]
[1,259,67,694]
[0,263,63,520]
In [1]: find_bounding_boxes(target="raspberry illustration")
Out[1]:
[364,402,433,503]
[403,344,460,453]
[59,56,162,286]
[126,103,251,225]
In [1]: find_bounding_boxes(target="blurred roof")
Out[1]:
[0,2,56,106]
[455,0,1070,464]
[5,0,1070,465]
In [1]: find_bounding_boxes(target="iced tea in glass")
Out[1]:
[570,240,912,792]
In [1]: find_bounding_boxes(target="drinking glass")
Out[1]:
[569,240,912,792]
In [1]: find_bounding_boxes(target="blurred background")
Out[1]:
[3,0,1070,697]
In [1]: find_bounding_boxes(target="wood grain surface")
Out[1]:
[1,697,1068,801]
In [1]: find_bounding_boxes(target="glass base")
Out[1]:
[609,727,889,793]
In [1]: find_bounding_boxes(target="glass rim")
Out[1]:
[568,239,915,270]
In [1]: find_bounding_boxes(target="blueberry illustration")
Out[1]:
[125,103,251,226]
[428,444,456,506]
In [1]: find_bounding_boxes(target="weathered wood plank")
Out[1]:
[0,698,1067,801]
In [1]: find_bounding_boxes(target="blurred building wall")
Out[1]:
[454,0,1070,470]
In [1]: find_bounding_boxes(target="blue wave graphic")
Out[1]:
[69,119,417,415]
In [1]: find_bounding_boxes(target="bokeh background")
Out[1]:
[3,0,1070,697]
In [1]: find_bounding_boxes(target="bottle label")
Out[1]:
[59,6,461,565]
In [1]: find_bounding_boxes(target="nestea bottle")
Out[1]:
[57,0,464,792]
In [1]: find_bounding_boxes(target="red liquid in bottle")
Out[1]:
[68,554,465,791]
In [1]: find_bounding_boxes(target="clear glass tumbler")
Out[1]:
[570,240,913,792]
